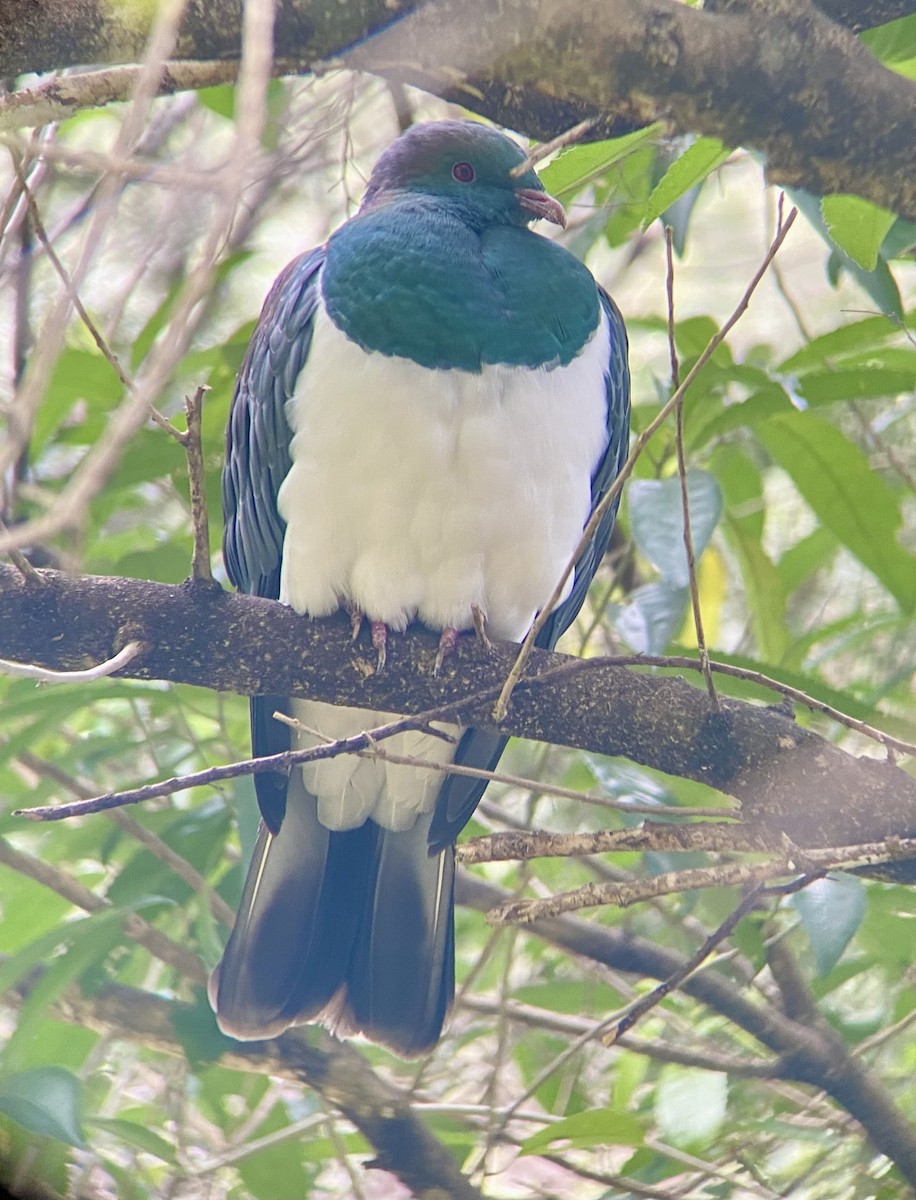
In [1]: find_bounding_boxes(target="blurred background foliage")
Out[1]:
[0,22,915,1199]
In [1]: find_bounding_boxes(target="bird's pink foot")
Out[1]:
[370,620,388,672]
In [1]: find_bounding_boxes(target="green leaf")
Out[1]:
[0,1067,86,1148]
[756,412,915,612]
[655,1067,727,1148]
[197,84,235,119]
[861,14,916,78]
[644,137,731,227]
[0,897,170,1018]
[793,875,867,976]
[538,125,662,199]
[779,311,915,373]
[777,527,837,595]
[821,195,896,271]
[721,515,789,662]
[89,1117,178,1164]
[629,471,723,587]
[235,1102,315,1196]
[520,1108,646,1154]
[612,581,688,655]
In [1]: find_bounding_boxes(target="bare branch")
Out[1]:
[489,837,916,924]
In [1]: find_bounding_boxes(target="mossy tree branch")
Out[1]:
[0,0,913,215]
[2,566,914,869]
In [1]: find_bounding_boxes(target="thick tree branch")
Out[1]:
[1,566,914,871]
[0,0,913,215]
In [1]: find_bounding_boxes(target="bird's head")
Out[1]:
[360,120,566,231]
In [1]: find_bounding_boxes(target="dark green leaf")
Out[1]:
[89,1117,178,1164]
[0,1068,85,1148]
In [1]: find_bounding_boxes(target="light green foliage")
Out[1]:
[0,63,914,1200]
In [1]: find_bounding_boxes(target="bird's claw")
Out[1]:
[434,627,459,676]
[348,604,364,641]
[370,620,388,672]
[471,604,492,650]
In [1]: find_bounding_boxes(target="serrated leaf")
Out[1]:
[793,874,866,976]
[821,195,896,271]
[756,412,915,612]
[655,1067,727,1148]
[629,471,723,587]
[539,125,662,199]
[0,1068,86,1148]
[520,1108,646,1154]
[644,137,731,227]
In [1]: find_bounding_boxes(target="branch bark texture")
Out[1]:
[0,0,913,215]
[2,567,914,866]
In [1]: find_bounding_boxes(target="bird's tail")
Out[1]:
[209,772,454,1056]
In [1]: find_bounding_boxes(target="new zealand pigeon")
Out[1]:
[209,119,631,1055]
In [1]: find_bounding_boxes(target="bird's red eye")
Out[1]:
[452,161,475,183]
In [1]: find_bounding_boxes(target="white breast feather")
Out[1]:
[278,299,611,831]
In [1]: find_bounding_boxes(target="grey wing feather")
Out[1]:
[223,248,326,601]
[222,249,325,831]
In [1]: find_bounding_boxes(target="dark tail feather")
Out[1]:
[345,818,455,1057]
[209,773,371,1040]
[210,777,454,1054]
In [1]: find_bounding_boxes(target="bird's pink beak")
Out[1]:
[515,188,567,228]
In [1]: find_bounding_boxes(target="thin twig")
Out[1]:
[607,885,771,1045]
[8,150,134,394]
[489,835,916,925]
[519,650,916,759]
[180,386,214,582]
[459,822,768,866]
[0,516,43,583]
[16,752,235,927]
[493,205,799,721]
[277,710,734,818]
[0,640,143,683]
[666,224,718,708]
[13,710,459,821]
[510,117,598,176]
